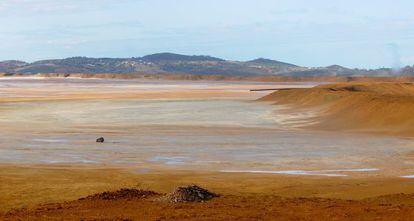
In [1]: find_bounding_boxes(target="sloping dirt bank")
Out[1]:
[259,82,414,136]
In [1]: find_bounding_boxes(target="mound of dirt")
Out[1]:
[165,185,219,203]
[79,188,159,201]
[258,82,414,136]
[319,82,414,95]
[327,85,368,92]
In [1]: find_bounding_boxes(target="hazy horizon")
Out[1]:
[1,0,413,69]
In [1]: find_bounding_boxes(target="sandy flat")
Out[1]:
[2,166,414,220]
[0,77,307,102]
[2,78,414,220]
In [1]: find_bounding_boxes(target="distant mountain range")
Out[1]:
[0,52,413,77]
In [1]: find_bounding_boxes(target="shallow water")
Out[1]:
[220,168,380,177]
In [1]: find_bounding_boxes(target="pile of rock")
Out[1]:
[165,185,219,203]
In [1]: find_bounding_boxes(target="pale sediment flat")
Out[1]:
[0,77,414,178]
[4,78,414,219]
[0,77,313,101]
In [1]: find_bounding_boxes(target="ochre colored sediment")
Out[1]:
[3,80,414,220]
[2,166,414,220]
[259,82,414,136]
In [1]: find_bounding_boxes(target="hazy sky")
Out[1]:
[0,0,413,68]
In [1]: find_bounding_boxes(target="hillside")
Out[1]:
[1,53,413,76]
[3,53,302,76]
[0,60,28,72]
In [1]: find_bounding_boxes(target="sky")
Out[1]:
[0,0,413,68]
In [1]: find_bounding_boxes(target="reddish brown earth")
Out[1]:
[3,80,414,220]
[2,167,414,220]
[4,190,414,221]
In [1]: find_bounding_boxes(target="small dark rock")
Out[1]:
[96,137,104,143]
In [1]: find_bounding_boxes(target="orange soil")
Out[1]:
[2,166,414,220]
[259,82,414,136]
[3,81,414,220]
[6,193,414,221]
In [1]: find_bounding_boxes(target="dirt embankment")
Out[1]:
[259,82,414,136]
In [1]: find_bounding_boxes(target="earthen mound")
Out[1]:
[165,185,219,203]
[79,188,159,201]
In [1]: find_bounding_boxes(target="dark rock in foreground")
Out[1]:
[166,185,219,203]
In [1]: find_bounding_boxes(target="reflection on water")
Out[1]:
[148,156,190,165]
[220,168,380,177]
[0,98,413,175]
